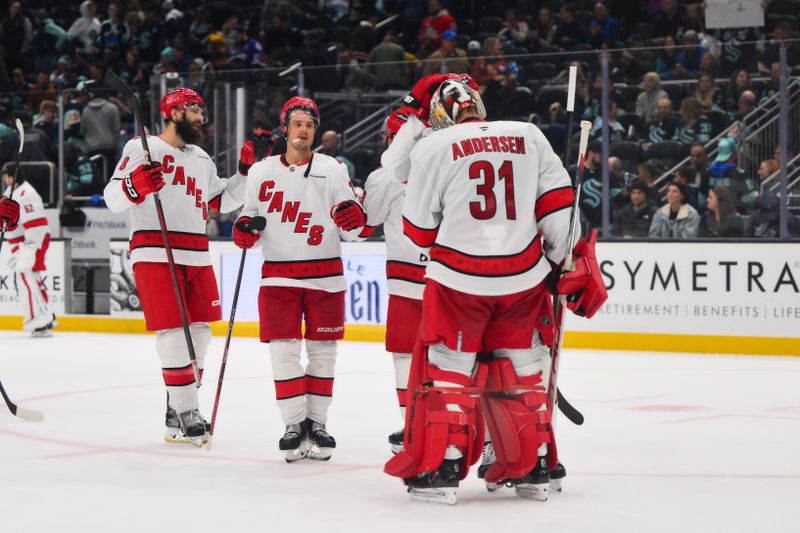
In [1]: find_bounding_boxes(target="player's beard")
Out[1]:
[176,118,204,145]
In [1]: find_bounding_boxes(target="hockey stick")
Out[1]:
[206,216,266,450]
[105,69,201,387]
[547,120,593,426]
[0,120,44,423]
[0,119,25,254]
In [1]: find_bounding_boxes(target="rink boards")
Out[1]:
[0,240,798,355]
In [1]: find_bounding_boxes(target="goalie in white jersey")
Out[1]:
[104,87,273,446]
[1,167,56,336]
[234,96,366,462]
[384,80,607,504]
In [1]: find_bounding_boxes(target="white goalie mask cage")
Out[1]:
[428,79,487,130]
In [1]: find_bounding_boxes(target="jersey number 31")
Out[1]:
[469,160,516,220]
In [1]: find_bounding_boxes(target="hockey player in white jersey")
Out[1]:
[358,109,425,453]
[234,96,366,462]
[104,87,273,446]
[384,80,607,504]
[1,167,56,337]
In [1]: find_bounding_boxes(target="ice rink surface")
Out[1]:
[1,331,799,533]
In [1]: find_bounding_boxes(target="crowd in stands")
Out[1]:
[0,0,798,238]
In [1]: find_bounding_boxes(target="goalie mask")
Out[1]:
[428,80,486,131]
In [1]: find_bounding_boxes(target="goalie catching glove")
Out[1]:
[549,230,607,318]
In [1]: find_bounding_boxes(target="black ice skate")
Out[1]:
[306,418,336,461]
[279,423,308,462]
[165,408,208,447]
[388,429,404,454]
[549,462,566,492]
[406,459,461,506]
[512,456,550,501]
[477,441,503,492]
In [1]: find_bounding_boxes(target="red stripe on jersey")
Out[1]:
[430,234,543,278]
[306,375,334,397]
[8,236,24,244]
[162,365,196,386]
[22,217,48,229]
[535,186,574,221]
[402,217,439,248]
[261,258,344,279]
[386,260,426,284]
[208,193,222,213]
[358,225,377,238]
[396,388,407,407]
[130,231,209,252]
[275,376,306,400]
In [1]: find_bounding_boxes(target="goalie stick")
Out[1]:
[547,120,593,427]
[104,69,202,387]
[206,216,267,450]
[0,119,45,422]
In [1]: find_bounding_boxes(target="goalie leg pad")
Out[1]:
[480,357,552,484]
[384,341,485,481]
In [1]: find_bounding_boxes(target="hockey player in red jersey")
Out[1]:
[384,80,607,504]
[104,88,274,446]
[1,167,56,337]
[234,96,365,462]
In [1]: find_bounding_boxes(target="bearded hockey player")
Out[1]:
[104,88,273,446]
[234,96,365,462]
[1,166,56,337]
[384,80,607,505]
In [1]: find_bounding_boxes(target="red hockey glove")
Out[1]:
[239,130,275,176]
[0,195,20,230]
[402,73,479,123]
[124,162,165,204]
[233,216,262,249]
[555,230,608,318]
[331,200,366,231]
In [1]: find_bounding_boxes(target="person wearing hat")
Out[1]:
[701,137,757,212]
[673,30,707,79]
[745,191,800,238]
[649,180,700,238]
[613,179,658,238]
[422,30,469,76]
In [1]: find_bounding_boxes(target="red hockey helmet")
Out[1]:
[381,108,410,141]
[160,88,205,121]
[279,96,320,133]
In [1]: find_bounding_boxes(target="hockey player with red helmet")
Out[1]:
[384,79,607,504]
[355,73,482,454]
[234,96,365,462]
[104,87,274,446]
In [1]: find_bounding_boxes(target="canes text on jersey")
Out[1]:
[258,180,325,245]
[162,155,210,219]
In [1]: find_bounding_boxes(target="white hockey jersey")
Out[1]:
[3,181,49,251]
[240,153,363,293]
[104,136,246,266]
[403,119,575,296]
[360,166,425,300]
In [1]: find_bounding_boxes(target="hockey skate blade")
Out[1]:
[549,478,563,492]
[390,443,403,455]
[15,407,44,422]
[408,486,457,506]
[485,481,503,492]
[514,483,549,501]
[164,429,208,447]
[283,441,309,463]
[306,445,333,461]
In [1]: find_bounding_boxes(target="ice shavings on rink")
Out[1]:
[1,331,799,532]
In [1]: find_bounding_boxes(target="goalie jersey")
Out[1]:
[402,119,575,296]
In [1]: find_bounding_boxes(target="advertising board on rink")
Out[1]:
[0,239,70,317]
[565,241,800,341]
